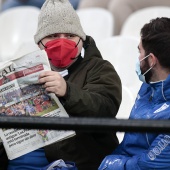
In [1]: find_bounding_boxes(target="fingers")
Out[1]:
[38,71,67,97]
[39,71,58,83]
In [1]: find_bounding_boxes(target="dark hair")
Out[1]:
[141,17,170,70]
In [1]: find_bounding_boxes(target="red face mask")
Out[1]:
[44,38,79,68]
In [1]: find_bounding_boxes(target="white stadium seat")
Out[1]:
[96,35,142,98]
[77,7,114,41]
[116,85,134,142]
[96,35,142,142]
[0,6,40,62]
[120,6,170,38]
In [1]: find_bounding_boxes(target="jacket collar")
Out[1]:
[83,36,103,61]
[149,74,170,102]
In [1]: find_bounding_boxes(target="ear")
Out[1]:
[148,53,157,67]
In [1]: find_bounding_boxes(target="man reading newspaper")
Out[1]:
[0,0,121,170]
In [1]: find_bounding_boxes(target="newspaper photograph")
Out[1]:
[0,50,75,160]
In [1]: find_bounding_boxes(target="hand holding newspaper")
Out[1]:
[0,49,75,160]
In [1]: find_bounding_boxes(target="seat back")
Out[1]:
[117,85,134,119]
[77,7,114,41]
[96,36,142,98]
[116,85,134,142]
[120,6,170,38]
[0,6,40,61]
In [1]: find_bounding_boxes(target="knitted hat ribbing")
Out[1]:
[34,0,86,44]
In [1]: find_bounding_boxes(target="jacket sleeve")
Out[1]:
[99,134,170,170]
[64,61,122,118]
[98,154,130,170]
[126,134,170,170]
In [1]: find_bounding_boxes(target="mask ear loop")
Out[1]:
[39,41,47,48]
[71,38,81,60]
[143,65,154,76]
[142,54,155,76]
[140,54,150,62]
[39,41,52,61]
[75,38,81,48]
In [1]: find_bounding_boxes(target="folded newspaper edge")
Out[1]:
[0,49,75,160]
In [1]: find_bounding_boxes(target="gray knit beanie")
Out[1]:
[34,0,86,44]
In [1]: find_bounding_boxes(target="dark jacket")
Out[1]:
[0,142,8,170]
[44,36,122,170]
[0,36,121,170]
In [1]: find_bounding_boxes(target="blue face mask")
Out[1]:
[135,54,153,83]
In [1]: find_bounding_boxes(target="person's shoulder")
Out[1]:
[86,56,115,71]
[139,83,150,93]
[136,83,151,99]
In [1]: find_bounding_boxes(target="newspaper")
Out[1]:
[0,49,75,160]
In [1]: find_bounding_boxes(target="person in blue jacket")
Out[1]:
[99,17,170,170]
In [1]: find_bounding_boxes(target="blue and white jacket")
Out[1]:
[99,75,170,170]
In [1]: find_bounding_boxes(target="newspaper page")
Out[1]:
[0,50,75,160]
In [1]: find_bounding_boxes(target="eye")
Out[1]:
[47,34,59,39]
[67,34,76,38]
